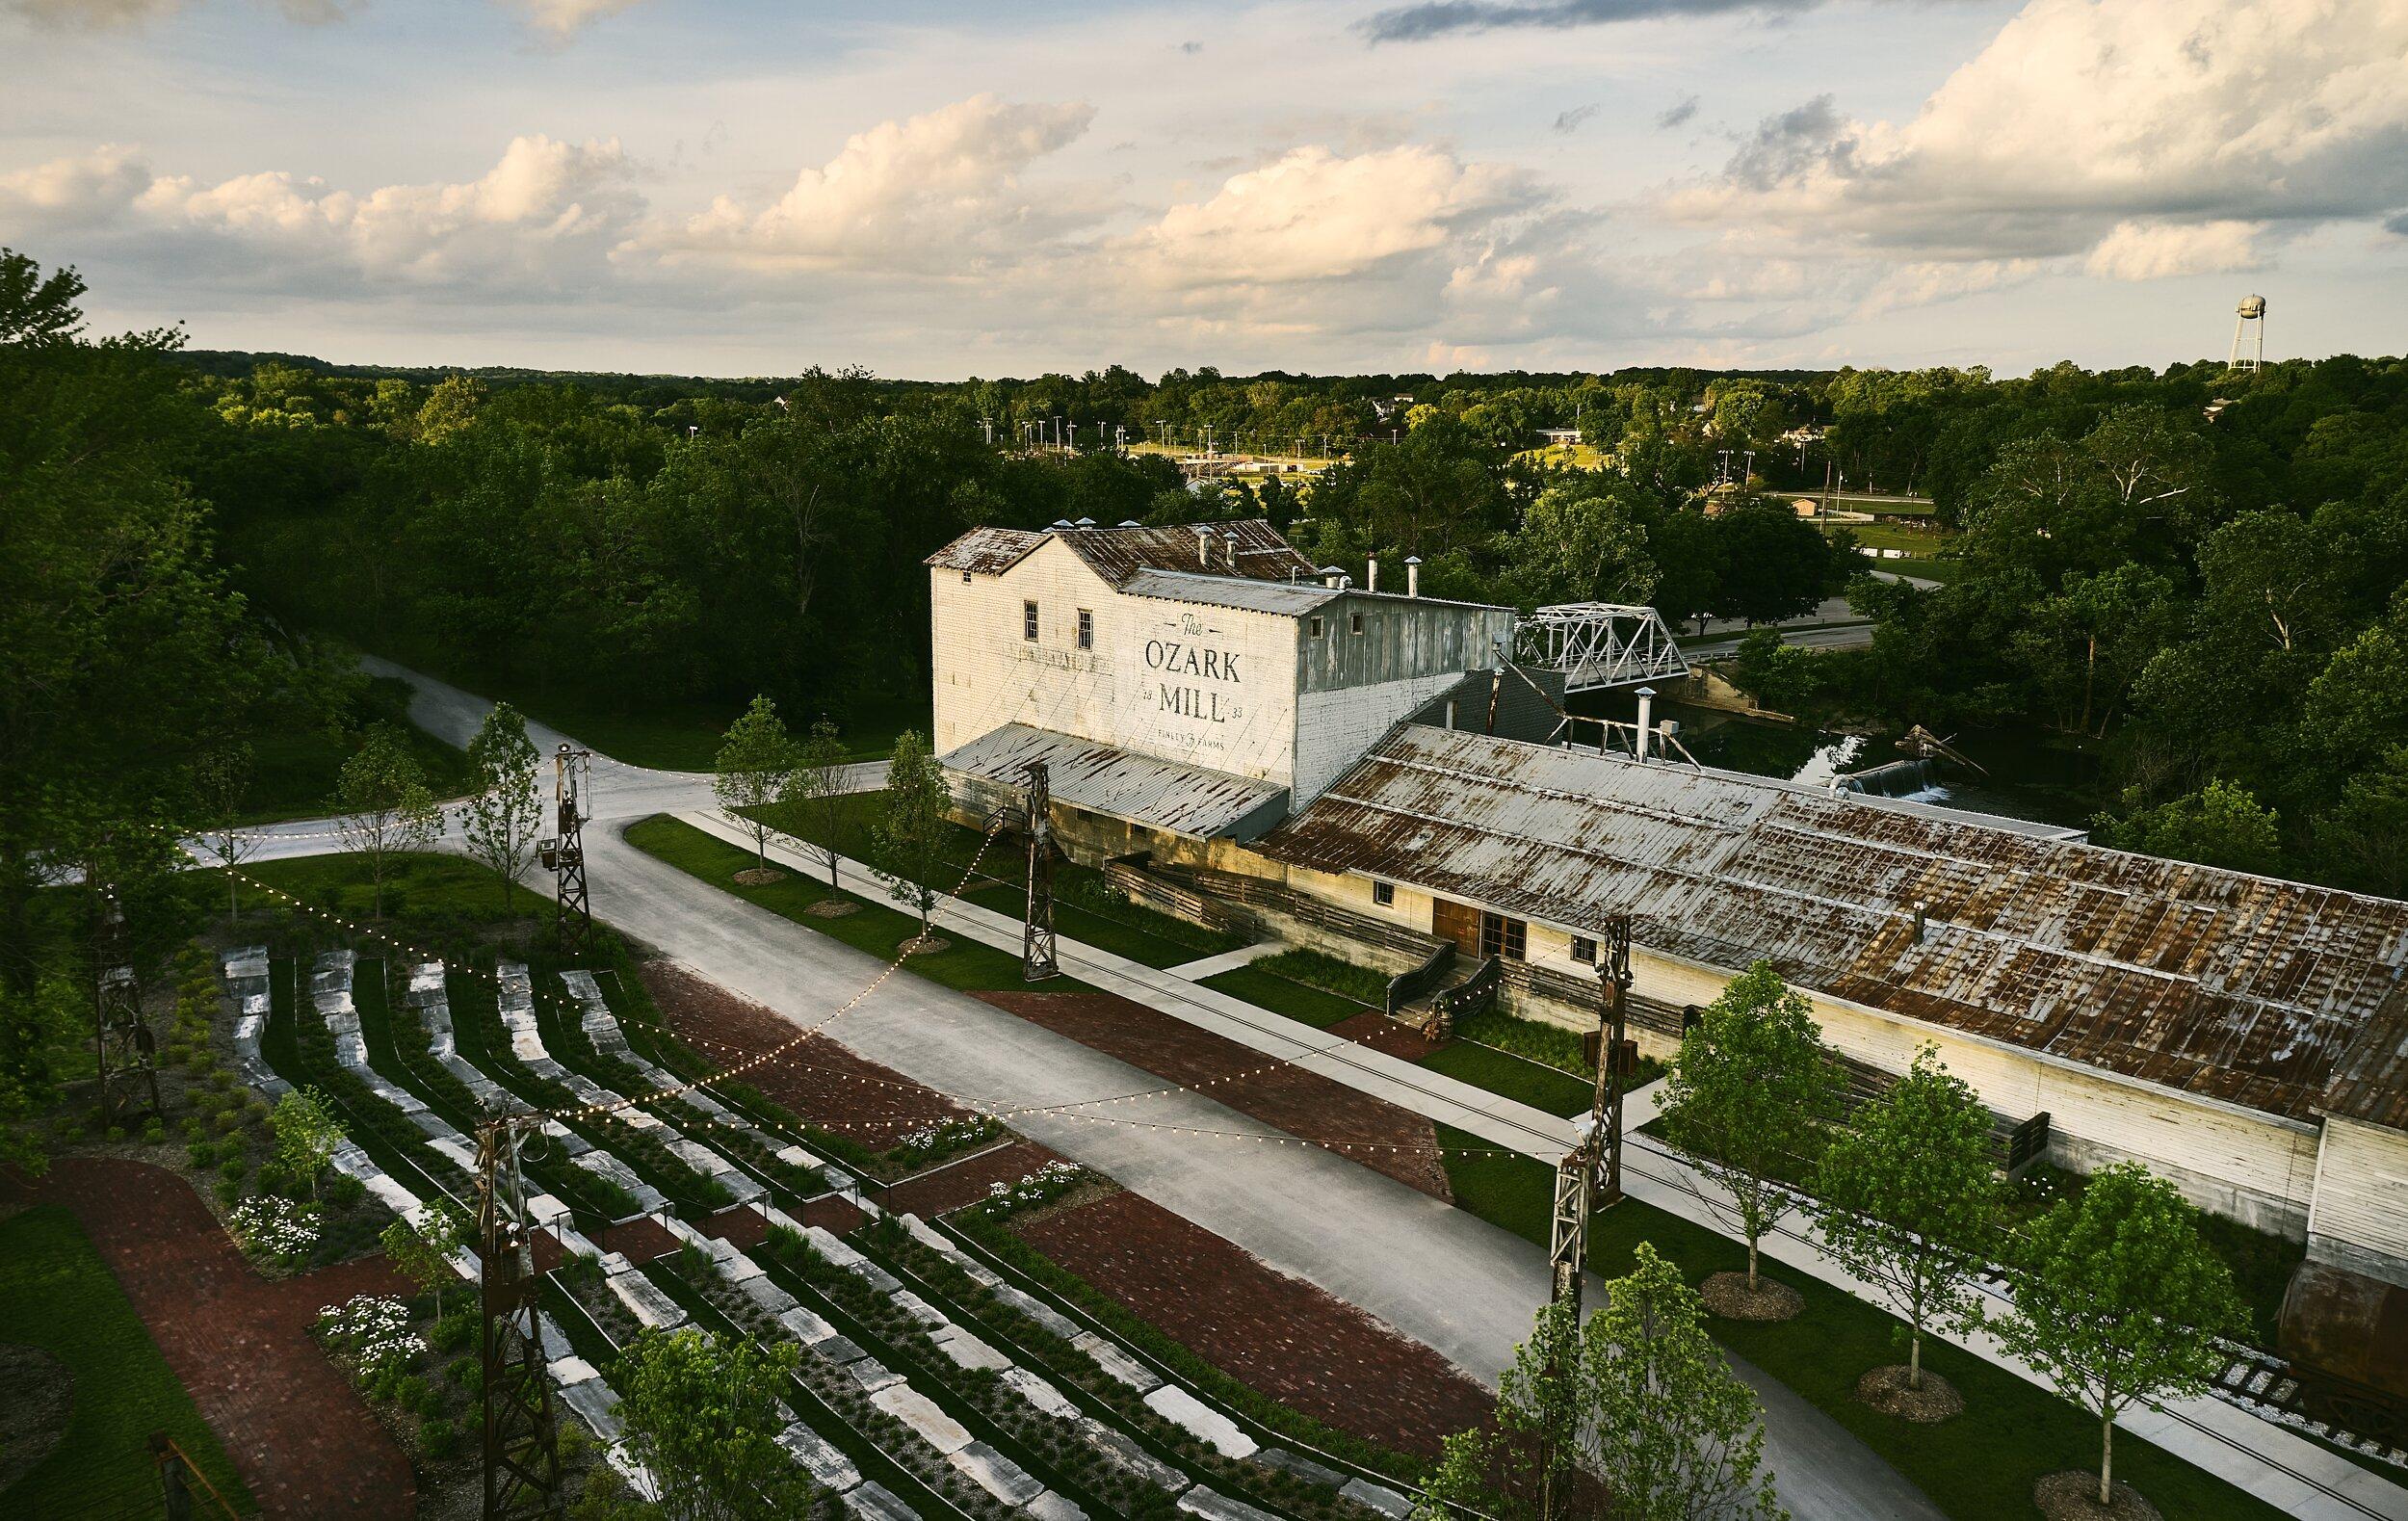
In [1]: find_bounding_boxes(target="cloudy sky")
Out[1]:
[3,0,2402,377]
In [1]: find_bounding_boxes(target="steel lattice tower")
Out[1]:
[1549,916,1632,1313]
[1023,761,1060,982]
[550,746,592,959]
[93,887,161,1129]
[478,1119,563,1520]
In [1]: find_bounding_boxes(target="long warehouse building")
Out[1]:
[925,519,2408,1296]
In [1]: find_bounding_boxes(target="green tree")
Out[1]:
[791,718,851,887]
[1710,501,1848,626]
[614,1325,815,1521]
[0,975,80,1176]
[713,695,799,873]
[380,1201,467,1317]
[1811,1047,2001,1393]
[1659,961,1844,1295]
[269,1086,346,1199]
[192,740,257,926]
[2092,778,2283,876]
[1508,481,1658,608]
[0,250,268,997]
[332,725,441,916]
[459,701,541,912]
[2315,746,2408,899]
[872,729,953,942]
[1991,1163,2249,1510]
[1416,1247,1784,1521]
[1584,1244,1783,1521]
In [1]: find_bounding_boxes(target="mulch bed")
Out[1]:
[0,1345,70,1495]
[883,1140,1065,1218]
[974,990,1452,1200]
[1855,1363,1964,1423]
[2034,1471,2164,1521]
[594,1215,681,1263]
[1016,1190,1493,1458]
[1701,1270,1804,1322]
[639,959,970,1147]
[1327,1010,1446,1062]
[2,1157,417,1519]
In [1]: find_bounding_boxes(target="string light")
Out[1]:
[184,809,1538,1167]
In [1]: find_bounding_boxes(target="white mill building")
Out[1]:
[924,518,2408,1325]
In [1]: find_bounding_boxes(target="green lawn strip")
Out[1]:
[1196,965,1364,1030]
[1418,1042,1596,1116]
[1432,1124,2287,1521]
[749,793,1240,967]
[1248,948,1391,1006]
[624,815,1079,996]
[240,674,480,825]
[0,1207,255,1517]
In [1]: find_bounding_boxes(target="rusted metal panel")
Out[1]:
[1118,569,1338,616]
[1060,518,1318,587]
[925,526,1046,575]
[940,722,1290,841]
[1253,723,2408,1128]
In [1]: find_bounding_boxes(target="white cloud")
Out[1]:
[1,136,637,293]
[1860,258,2044,313]
[3,0,178,27]
[510,0,644,40]
[645,95,1098,275]
[2083,219,2264,280]
[1126,144,1539,288]
[1668,0,2408,269]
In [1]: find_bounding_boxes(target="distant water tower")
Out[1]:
[2230,295,2267,373]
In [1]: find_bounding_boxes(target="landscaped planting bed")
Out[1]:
[854,1212,1420,1516]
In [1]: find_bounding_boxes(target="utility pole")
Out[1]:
[478,1118,563,1520]
[92,885,161,1130]
[1022,761,1060,982]
[549,745,592,959]
[1548,915,1632,1314]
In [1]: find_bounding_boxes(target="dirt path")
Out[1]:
[6,1157,417,1519]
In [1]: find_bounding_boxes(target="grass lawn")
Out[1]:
[241,675,479,824]
[1433,1125,2289,1521]
[624,815,1056,995]
[0,1207,253,1517]
[1421,1041,1597,1115]
[1198,964,1366,1029]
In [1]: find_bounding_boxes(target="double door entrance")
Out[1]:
[1432,898,1526,961]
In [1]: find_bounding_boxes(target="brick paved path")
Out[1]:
[7,1157,417,1519]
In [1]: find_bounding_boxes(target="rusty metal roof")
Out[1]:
[924,519,1319,589]
[941,723,1291,841]
[925,525,1047,575]
[1119,568,1342,616]
[1253,723,2408,1128]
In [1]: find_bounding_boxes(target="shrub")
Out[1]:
[214,1177,244,1209]
[315,1294,425,1382]
[420,1417,458,1461]
[104,1125,126,1143]
[218,1153,249,1182]
[432,1311,477,1354]
[233,1194,322,1262]
[141,1119,165,1145]
[325,1172,366,1209]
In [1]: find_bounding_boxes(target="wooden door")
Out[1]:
[1431,898,1480,957]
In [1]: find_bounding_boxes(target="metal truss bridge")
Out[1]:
[1515,603,1691,694]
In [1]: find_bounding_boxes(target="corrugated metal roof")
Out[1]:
[1253,723,2408,1128]
[1063,519,1318,586]
[1118,569,1342,616]
[941,723,1291,841]
[925,525,1046,574]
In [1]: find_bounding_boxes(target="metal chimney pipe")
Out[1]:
[1405,556,1422,598]
[1196,527,1211,566]
[1634,686,1655,762]
[1224,533,1238,571]
[1367,558,1379,593]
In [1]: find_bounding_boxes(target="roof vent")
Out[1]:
[1051,519,1074,531]
[1118,519,1141,529]
[1320,563,1345,590]
[1196,524,1214,565]
[1223,530,1239,571]
[1405,555,1423,598]
[1074,517,1096,530]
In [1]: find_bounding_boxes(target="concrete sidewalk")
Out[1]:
[1165,942,1289,980]
[680,808,2408,1521]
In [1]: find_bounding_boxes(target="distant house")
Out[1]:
[1536,428,1582,448]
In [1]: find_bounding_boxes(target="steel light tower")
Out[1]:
[1548,916,1633,1313]
[478,1118,563,1519]
[1022,761,1060,982]
[547,745,593,958]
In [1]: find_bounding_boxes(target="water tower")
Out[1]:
[2230,294,2267,373]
